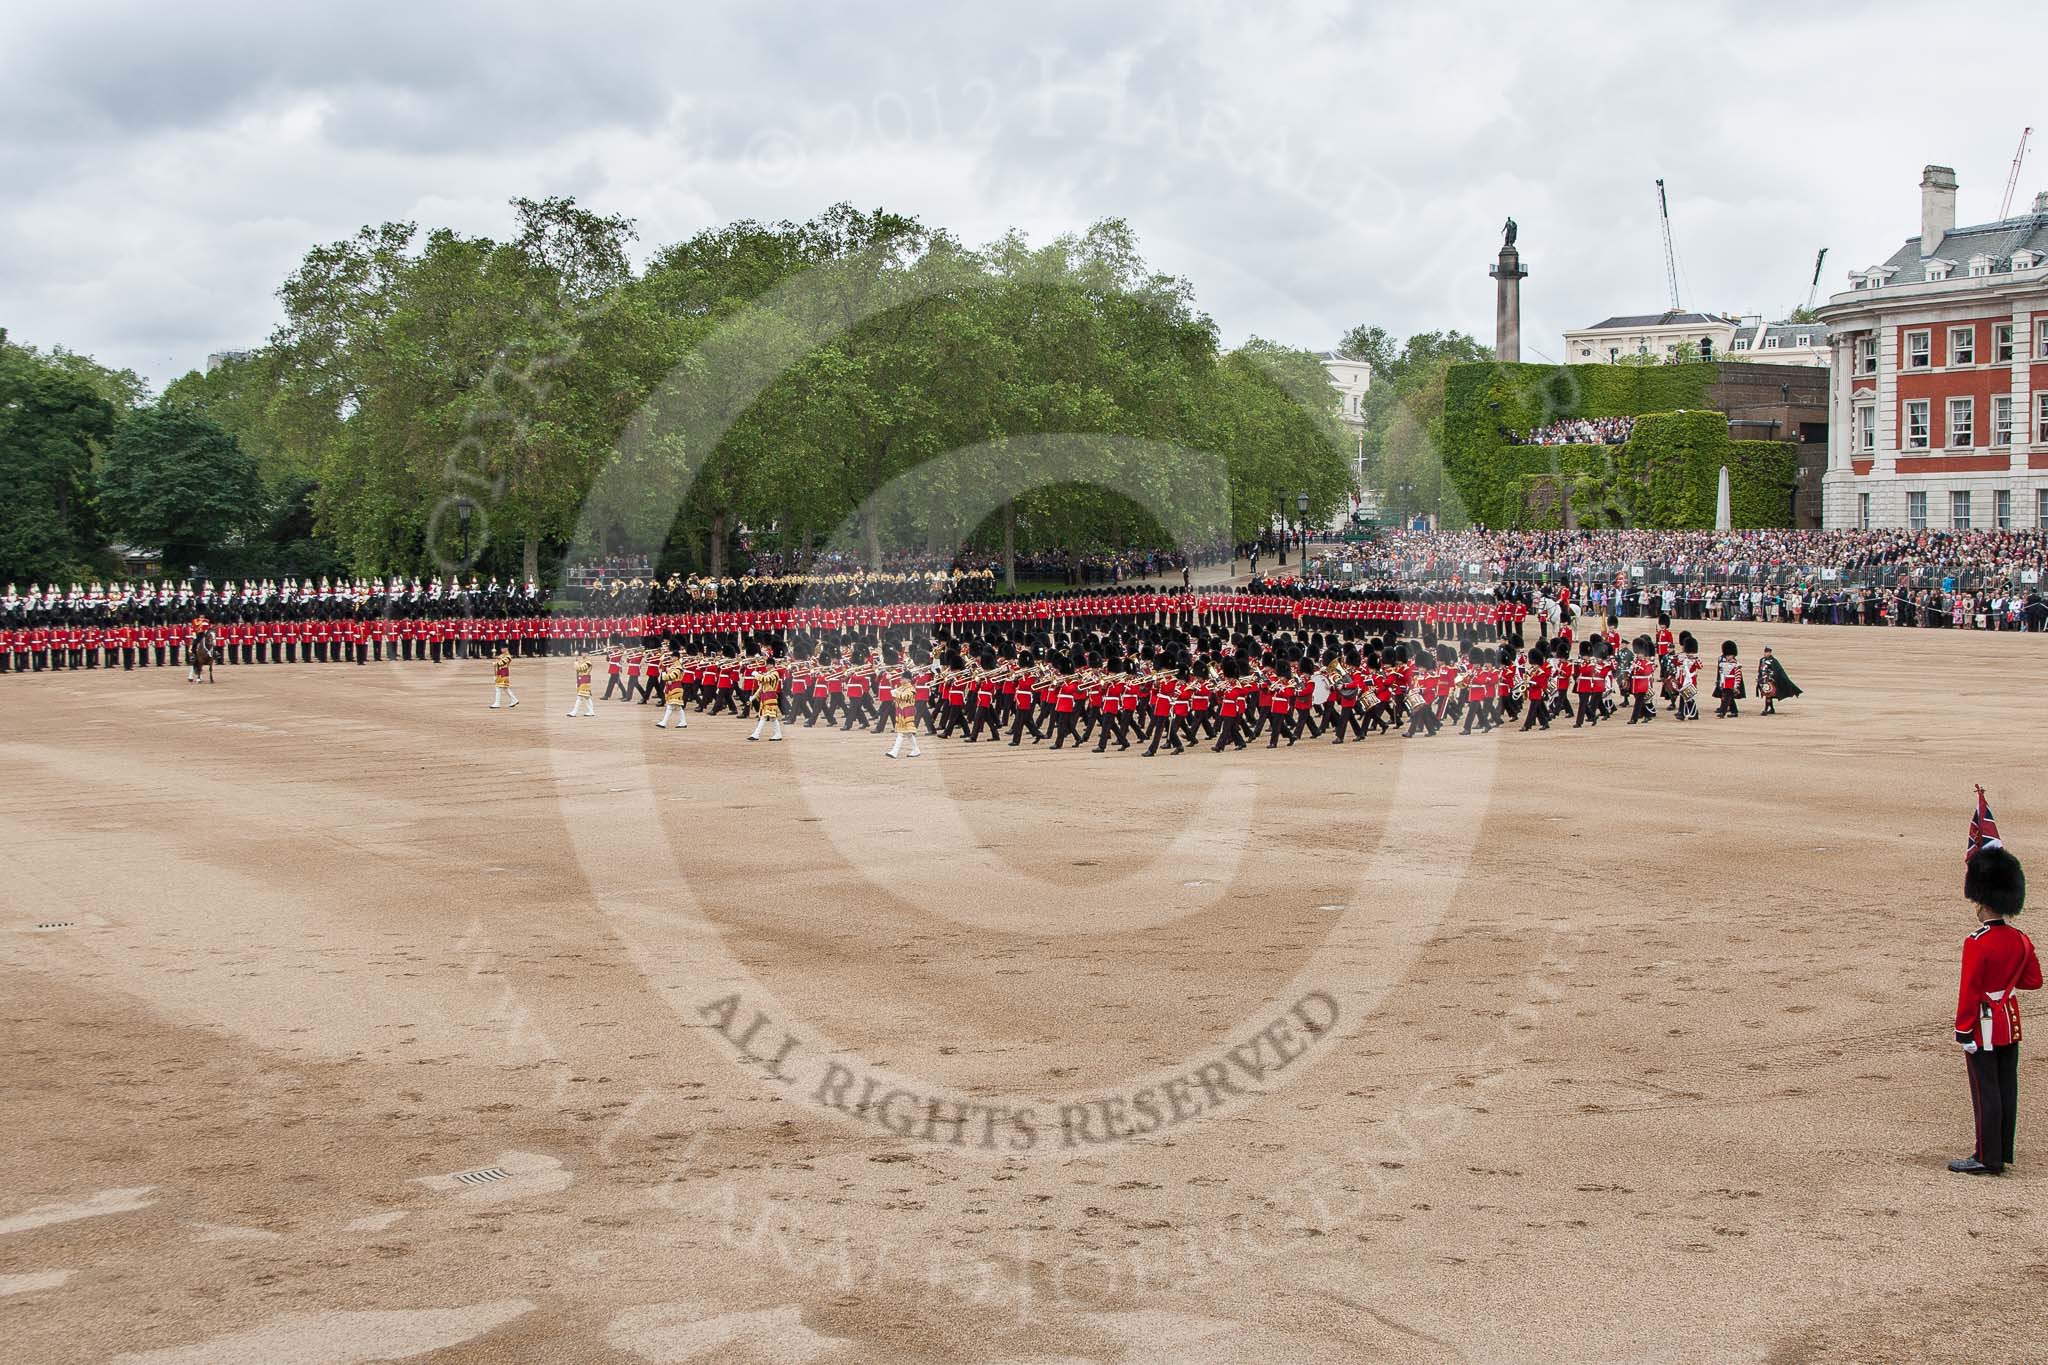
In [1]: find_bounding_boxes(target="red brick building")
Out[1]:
[1816,165,2048,530]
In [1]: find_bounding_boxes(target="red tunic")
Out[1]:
[1955,921,2041,1049]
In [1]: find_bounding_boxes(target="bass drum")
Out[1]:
[1311,673,1331,705]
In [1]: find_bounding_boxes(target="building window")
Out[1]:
[1764,335,1780,349]
[1908,491,1928,530]
[1608,347,1619,363]
[1996,489,2012,530]
[1731,338,1751,351]
[2037,320,2048,359]
[2038,391,2048,444]
[1858,493,1870,529]
[1949,326,1976,366]
[1579,347,1591,358]
[1855,402,1877,453]
[1905,399,1931,449]
[1796,333,1812,347]
[2040,488,2048,529]
[1950,490,1971,530]
[1927,261,1953,281]
[1994,395,2015,446]
[1858,336,1878,374]
[1699,338,1713,361]
[1995,324,2016,363]
[1948,397,1974,448]
[1970,259,1992,278]
[1906,330,1932,368]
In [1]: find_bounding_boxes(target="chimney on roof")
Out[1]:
[1920,165,1958,255]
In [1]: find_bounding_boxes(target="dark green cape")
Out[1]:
[1758,655,1801,698]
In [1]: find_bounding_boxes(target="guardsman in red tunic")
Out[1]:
[1950,846,2040,1176]
[1571,641,1604,729]
[1211,670,1249,752]
[1457,651,1490,735]
[1626,635,1658,725]
[1518,648,1551,731]
[1143,671,1183,756]
[1264,668,1297,748]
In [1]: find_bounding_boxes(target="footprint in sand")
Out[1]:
[1072,1309,1454,1363]
[111,1298,535,1365]
[410,1151,571,1205]
[343,1211,410,1233]
[189,1223,284,1244]
[0,1187,157,1236]
[606,1302,847,1362]
[0,1270,74,1296]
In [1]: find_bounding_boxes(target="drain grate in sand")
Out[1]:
[451,1167,510,1186]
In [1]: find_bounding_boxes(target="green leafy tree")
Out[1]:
[97,406,263,576]
[0,337,118,583]
[1342,327,1489,523]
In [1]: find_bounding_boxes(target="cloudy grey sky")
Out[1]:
[3,0,2036,389]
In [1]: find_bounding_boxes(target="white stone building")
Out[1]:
[1316,351,1375,516]
[1724,316,1831,367]
[1562,311,1740,365]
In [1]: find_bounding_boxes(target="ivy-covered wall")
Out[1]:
[1440,362,1796,529]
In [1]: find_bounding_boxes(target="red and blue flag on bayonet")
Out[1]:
[1967,785,2002,863]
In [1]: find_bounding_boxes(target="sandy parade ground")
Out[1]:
[4,617,2047,1363]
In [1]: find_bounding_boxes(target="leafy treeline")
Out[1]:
[1335,324,1491,527]
[4,200,1353,588]
[0,329,345,586]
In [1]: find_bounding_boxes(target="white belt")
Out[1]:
[1987,990,2009,1001]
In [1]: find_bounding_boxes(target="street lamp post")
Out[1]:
[1296,492,1310,554]
[1275,490,1287,567]
[457,500,472,565]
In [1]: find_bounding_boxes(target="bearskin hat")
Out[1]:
[1966,846,2026,918]
[1721,640,1738,657]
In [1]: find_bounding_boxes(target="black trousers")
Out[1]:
[1966,1044,2020,1170]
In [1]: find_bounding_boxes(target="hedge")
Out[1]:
[1439,361,1795,529]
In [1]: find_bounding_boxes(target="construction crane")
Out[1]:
[1803,247,1829,314]
[1656,179,1682,312]
[1999,127,2032,219]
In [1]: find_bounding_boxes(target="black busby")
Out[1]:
[1966,846,2026,918]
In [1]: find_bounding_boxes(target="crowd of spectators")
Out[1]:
[564,554,652,587]
[1505,416,1636,447]
[1301,528,2048,631]
[611,541,1242,587]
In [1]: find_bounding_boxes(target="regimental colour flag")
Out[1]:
[1967,784,2002,863]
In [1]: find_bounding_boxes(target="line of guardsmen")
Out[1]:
[572,610,1723,759]
[3,574,1529,677]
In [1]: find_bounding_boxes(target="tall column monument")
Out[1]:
[1489,218,1528,362]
